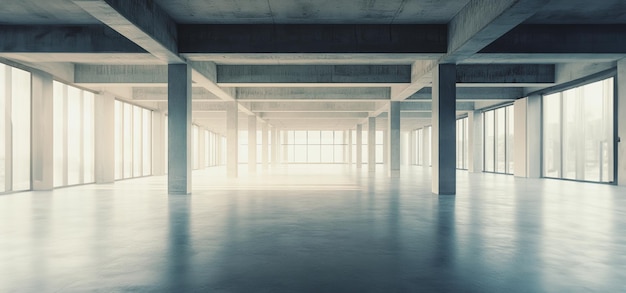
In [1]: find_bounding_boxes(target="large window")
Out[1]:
[412,128,424,165]
[351,130,384,164]
[52,81,94,187]
[543,77,614,183]
[284,131,345,163]
[483,105,514,174]
[204,130,220,167]
[456,117,469,170]
[0,64,31,192]
[114,100,152,180]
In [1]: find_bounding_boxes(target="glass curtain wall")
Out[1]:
[456,117,469,170]
[483,105,514,174]
[413,129,424,165]
[114,100,152,180]
[0,63,31,192]
[543,77,614,183]
[285,130,345,163]
[351,130,384,164]
[204,130,219,167]
[52,81,94,187]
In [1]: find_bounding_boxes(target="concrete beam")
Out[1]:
[74,64,167,84]
[133,87,221,101]
[259,112,369,119]
[446,0,547,62]
[217,65,411,86]
[236,87,390,101]
[192,102,227,112]
[456,64,555,85]
[481,25,626,54]
[401,102,474,112]
[0,25,145,53]
[179,24,447,54]
[408,87,523,101]
[73,0,182,63]
[245,101,384,112]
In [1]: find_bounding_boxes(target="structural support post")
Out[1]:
[271,126,278,167]
[93,91,115,183]
[467,110,483,173]
[168,64,192,195]
[368,117,376,172]
[422,127,430,167]
[527,94,542,178]
[248,115,257,173]
[226,101,238,177]
[432,64,456,195]
[31,71,54,190]
[388,101,401,177]
[514,98,528,177]
[616,60,626,186]
[356,124,363,169]
[262,122,269,170]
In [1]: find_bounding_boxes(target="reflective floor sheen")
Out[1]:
[1,165,626,292]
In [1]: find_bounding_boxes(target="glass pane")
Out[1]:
[66,86,81,185]
[294,145,306,163]
[376,145,383,164]
[543,93,561,178]
[334,131,343,144]
[320,145,333,162]
[204,130,209,167]
[83,92,95,183]
[496,108,506,173]
[238,130,247,164]
[321,131,333,144]
[133,106,142,176]
[484,111,494,172]
[334,145,344,163]
[11,67,31,191]
[123,103,133,178]
[143,109,151,176]
[506,106,514,174]
[562,88,578,180]
[308,131,320,144]
[53,82,65,187]
[308,145,321,163]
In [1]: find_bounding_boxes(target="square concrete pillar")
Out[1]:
[467,110,483,173]
[422,126,430,167]
[514,98,528,177]
[432,64,456,195]
[248,115,257,173]
[368,117,376,172]
[356,124,363,169]
[94,91,115,184]
[388,101,401,176]
[31,71,54,190]
[168,64,192,195]
[617,60,626,186]
[262,122,269,170]
[226,101,238,178]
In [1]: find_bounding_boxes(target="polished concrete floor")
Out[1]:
[1,165,625,292]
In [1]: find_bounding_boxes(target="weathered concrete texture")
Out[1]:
[133,87,220,101]
[368,117,376,172]
[167,64,192,195]
[431,64,456,195]
[236,87,390,101]
[178,24,447,54]
[0,25,145,53]
[73,0,182,63]
[408,87,522,101]
[259,112,368,119]
[447,0,547,61]
[402,102,474,112]
[554,62,616,85]
[31,71,54,190]
[247,101,382,112]
[456,64,555,84]
[75,65,167,84]
[388,102,401,176]
[481,25,626,54]
[617,60,626,186]
[226,101,238,178]
[217,65,411,84]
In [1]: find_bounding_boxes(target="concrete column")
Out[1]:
[31,71,54,190]
[271,127,278,167]
[348,129,353,165]
[226,101,238,177]
[248,115,257,173]
[388,101,401,176]
[527,94,542,178]
[432,64,456,195]
[356,124,363,169]
[168,64,192,195]
[93,91,115,183]
[616,60,626,185]
[383,130,389,165]
[3,66,11,190]
[422,127,430,167]
[514,98,528,177]
[368,117,376,172]
[467,110,483,173]
[198,127,205,169]
[262,123,269,170]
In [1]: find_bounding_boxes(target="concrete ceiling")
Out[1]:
[1,0,626,134]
